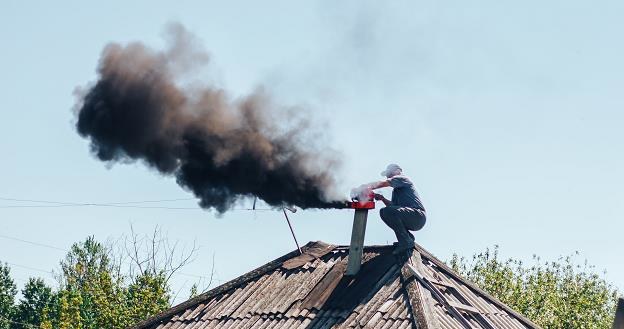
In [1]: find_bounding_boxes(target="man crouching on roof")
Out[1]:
[365,164,426,255]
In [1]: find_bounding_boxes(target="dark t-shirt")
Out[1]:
[388,175,425,210]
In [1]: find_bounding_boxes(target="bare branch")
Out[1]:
[121,225,200,286]
[202,252,216,293]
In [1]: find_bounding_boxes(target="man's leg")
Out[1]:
[380,206,415,250]
[398,208,426,232]
[399,209,425,250]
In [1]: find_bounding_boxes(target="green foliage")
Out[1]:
[14,278,55,328]
[50,236,171,329]
[39,309,53,329]
[58,237,123,329]
[450,246,619,329]
[126,272,169,325]
[0,263,17,329]
[60,237,111,292]
[57,290,82,329]
[189,284,198,299]
[0,230,193,329]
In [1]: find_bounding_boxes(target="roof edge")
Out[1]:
[414,243,542,329]
[128,241,316,329]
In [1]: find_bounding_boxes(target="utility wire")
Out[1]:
[0,196,279,211]
[0,204,275,210]
[6,256,223,286]
[0,233,220,282]
[0,196,290,283]
[6,277,62,311]
[0,204,199,209]
[4,262,56,276]
[0,234,67,252]
[0,203,275,211]
[0,197,195,205]
[0,196,200,209]
[5,258,224,295]
[0,196,198,209]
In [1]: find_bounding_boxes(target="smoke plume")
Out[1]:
[74,24,346,212]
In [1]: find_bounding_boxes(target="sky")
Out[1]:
[1,0,623,304]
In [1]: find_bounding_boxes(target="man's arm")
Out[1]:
[350,180,391,202]
[368,180,390,190]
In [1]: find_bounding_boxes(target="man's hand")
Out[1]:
[373,193,391,206]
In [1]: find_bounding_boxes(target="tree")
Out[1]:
[0,228,201,329]
[125,272,169,325]
[60,236,112,293]
[56,290,82,329]
[58,236,121,329]
[0,263,16,329]
[46,230,197,329]
[450,246,619,329]
[13,278,54,329]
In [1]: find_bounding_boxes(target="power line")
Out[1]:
[4,262,56,276]
[0,204,77,209]
[0,197,195,205]
[0,196,280,211]
[0,204,275,210]
[0,196,201,209]
[0,234,67,252]
[0,197,277,211]
[5,258,224,291]
[0,233,221,283]
[0,196,286,285]
[0,204,198,209]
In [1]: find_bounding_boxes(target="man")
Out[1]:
[369,164,426,255]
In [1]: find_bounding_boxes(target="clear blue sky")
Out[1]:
[1,0,623,303]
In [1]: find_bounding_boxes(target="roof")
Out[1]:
[130,241,542,329]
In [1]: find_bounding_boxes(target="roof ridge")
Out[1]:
[400,251,441,329]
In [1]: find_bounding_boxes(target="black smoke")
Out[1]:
[74,24,346,213]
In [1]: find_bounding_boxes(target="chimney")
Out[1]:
[614,298,624,329]
[345,199,375,275]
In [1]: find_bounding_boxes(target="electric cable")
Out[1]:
[4,262,56,277]
[0,197,194,205]
[0,196,279,211]
[0,233,220,282]
[0,234,67,252]
[0,196,290,286]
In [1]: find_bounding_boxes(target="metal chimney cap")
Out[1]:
[346,201,376,209]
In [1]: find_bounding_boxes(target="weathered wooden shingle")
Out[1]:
[130,241,541,329]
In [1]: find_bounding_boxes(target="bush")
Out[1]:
[450,246,619,329]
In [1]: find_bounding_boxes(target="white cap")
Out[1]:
[380,164,402,177]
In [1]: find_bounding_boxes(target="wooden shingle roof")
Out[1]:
[130,241,541,329]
